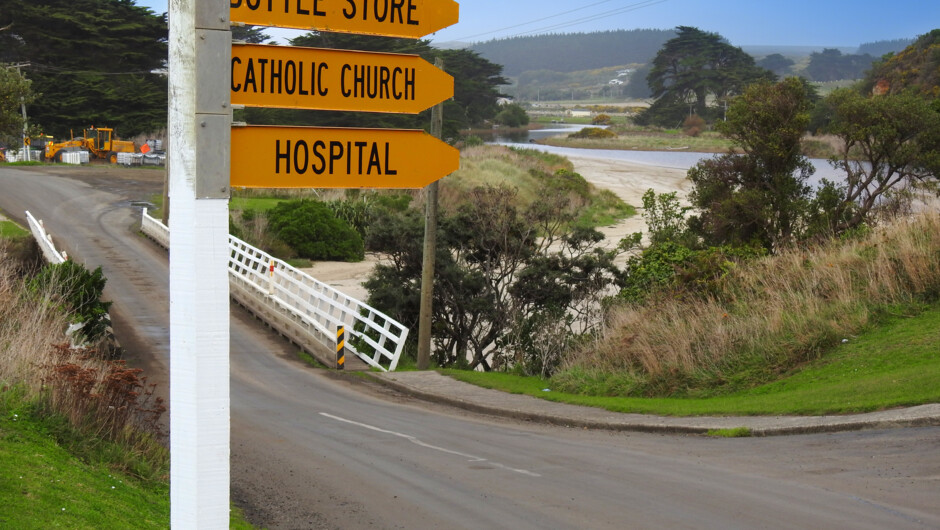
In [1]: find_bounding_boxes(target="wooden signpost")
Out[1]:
[171,0,458,526]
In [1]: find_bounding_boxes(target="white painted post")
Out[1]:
[168,0,231,527]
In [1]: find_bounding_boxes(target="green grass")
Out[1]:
[0,391,254,528]
[0,161,44,167]
[539,130,734,153]
[706,427,752,438]
[230,197,285,212]
[0,394,169,528]
[442,303,940,416]
[0,220,28,239]
[285,258,313,268]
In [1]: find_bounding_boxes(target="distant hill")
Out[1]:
[741,45,856,58]
[856,38,916,57]
[469,29,676,76]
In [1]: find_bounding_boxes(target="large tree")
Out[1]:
[639,26,771,126]
[365,184,620,375]
[757,53,794,77]
[687,77,815,250]
[0,66,36,144]
[821,88,940,232]
[805,48,874,82]
[435,48,508,135]
[0,0,168,139]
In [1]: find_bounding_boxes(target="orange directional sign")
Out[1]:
[231,44,453,114]
[230,125,459,188]
[230,0,459,39]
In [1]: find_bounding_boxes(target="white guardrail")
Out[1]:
[26,210,68,264]
[141,208,408,371]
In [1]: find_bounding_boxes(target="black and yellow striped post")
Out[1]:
[336,325,345,370]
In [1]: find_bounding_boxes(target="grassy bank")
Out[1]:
[0,389,170,528]
[562,212,940,398]
[0,234,252,527]
[0,390,252,528]
[444,212,940,413]
[442,145,634,226]
[538,128,734,152]
[445,298,940,416]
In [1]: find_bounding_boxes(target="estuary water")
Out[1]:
[486,124,846,185]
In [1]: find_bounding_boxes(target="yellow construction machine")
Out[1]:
[45,127,136,163]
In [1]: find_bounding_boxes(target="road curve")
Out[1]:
[1,164,937,529]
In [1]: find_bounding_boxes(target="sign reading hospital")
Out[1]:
[230,0,459,39]
[231,44,453,114]
[230,125,459,188]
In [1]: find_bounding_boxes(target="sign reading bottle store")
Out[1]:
[230,0,460,39]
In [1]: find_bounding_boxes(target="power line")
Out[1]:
[453,0,622,41]
[514,0,669,38]
[454,0,669,43]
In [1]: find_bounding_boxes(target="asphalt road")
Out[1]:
[2,164,938,529]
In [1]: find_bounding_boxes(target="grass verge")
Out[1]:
[0,242,254,528]
[0,390,253,528]
[706,427,752,438]
[0,389,169,529]
[442,302,940,416]
[538,129,734,153]
[0,220,28,239]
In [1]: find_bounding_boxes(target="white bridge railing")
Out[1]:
[142,208,408,371]
[26,210,68,264]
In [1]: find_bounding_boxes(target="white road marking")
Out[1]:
[320,412,541,477]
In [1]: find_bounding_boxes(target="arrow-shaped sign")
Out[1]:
[231,44,453,114]
[230,0,459,39]
[231,125,459,188]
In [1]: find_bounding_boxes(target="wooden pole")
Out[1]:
[417,58,444,370]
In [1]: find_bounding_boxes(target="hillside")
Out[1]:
[469,29,675,76]
[863,29,940,96]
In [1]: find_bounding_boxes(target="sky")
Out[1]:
[137,0,939,49]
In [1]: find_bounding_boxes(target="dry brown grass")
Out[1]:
[0,245,166,447]
[561,211,940,395]
[0,245,71,388]
[431,145,574,213]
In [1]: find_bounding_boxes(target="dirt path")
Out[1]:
[565,154,691,248]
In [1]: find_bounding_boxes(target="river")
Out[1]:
[485,123,846,184]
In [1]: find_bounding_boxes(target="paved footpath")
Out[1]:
[370,371,940,436]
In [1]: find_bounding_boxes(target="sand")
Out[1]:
[301,154,691,300]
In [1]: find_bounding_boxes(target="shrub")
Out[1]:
[494,103,530,128]
[682,114,706,137]
[29,260,112,345]
[568,127,617,139]
[461,134,485,148]
[267,200,365,262]
[592,113,612,125]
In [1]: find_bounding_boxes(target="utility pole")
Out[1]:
[7,63,31,161]
[168,0,231,527]
[417,58,444,370]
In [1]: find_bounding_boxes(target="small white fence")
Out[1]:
[26,210,68,264]
[141,209,408,371]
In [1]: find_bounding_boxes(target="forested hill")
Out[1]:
[469,29,676,76]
